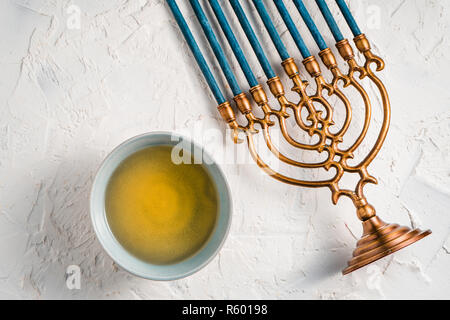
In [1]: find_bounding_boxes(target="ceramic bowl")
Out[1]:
[90,131,232,280]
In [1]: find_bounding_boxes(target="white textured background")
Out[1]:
[0,0,449,299]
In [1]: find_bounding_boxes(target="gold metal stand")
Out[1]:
[218,34,431,274]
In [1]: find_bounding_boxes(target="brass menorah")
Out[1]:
[167,0,431,274]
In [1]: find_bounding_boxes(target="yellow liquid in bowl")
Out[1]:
[105,145,218,265]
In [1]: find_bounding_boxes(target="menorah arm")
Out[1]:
[339,75,372,155]
[301,56,356,143]
[283,58,335,127]
[353,34,391,167]
[317,48,354,138]
[303,56,373,151]
[246,133,338,188]
[332,35,391,171]
[279,57,340,151]
[260,126,332,169]
[280,58,321,132]
[267,76,317,134]
[249,82,331,152]
[314,41,374,171]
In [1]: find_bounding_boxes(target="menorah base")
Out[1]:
[342,216,432,275]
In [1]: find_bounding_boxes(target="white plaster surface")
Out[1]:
[0,0,449,299]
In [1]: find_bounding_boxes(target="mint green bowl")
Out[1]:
[90,132,232,280]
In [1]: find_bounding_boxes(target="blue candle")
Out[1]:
[292,0,328,51]
[189,0,242,96]
[273,0,311,59]
[228,0,275,79]
[207,0,258,88]
[251,0,290,61]
[166,0,226,104]
[315,0,344,42]
[335,0,362,37]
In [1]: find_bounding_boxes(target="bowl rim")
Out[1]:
[89,131,232,281]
